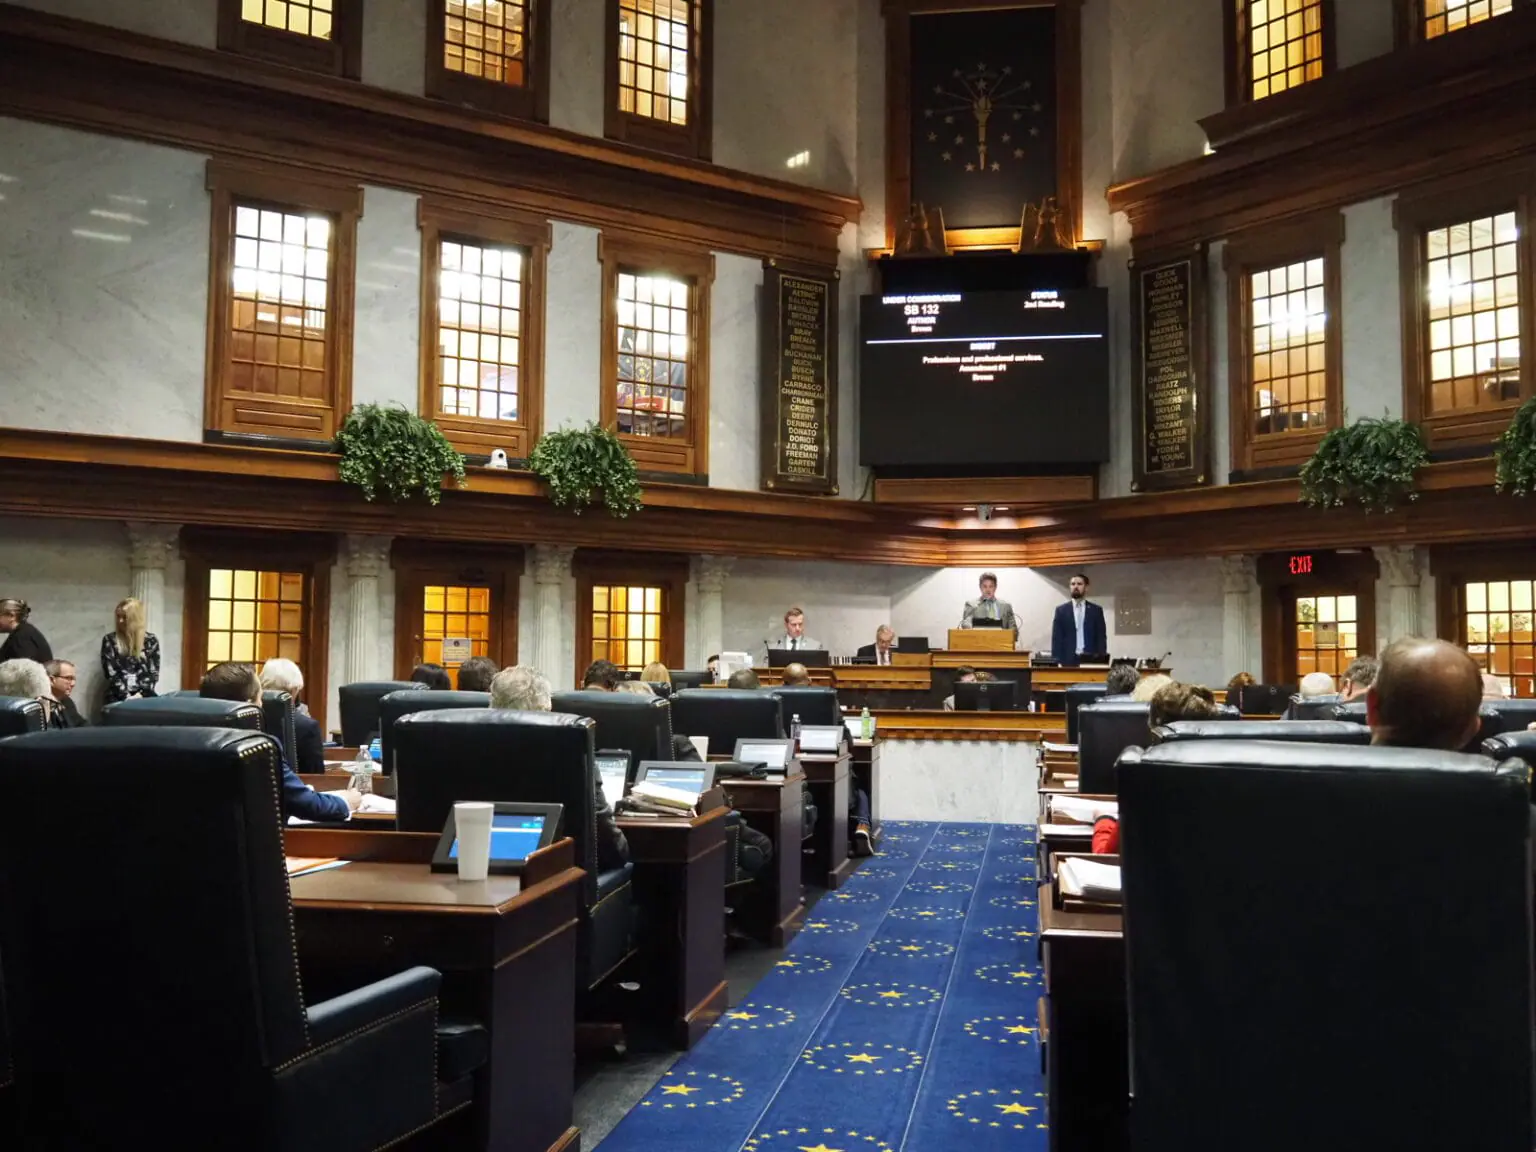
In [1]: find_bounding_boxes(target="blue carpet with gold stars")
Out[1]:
[596,820,1043,1151]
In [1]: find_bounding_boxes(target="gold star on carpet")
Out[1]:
[726,1011,758,1020]
[1032,101,1042,111]
[899,945,923,952]
[878,990,906,999]
[1003,65,1013,74]
[997,1103,1035,1115]
[807,922,828,929]
[777,960,799,968]
[1010,969,1031,978]
[799,1145,842,1152]
[943,114,953,124]
[1023,80,1032,89]
[846,1053,880,1064]
[1006,1025,1035,1035]
[661,1084,698,1096]
[933,84,943,94]
[1011,112,1022,121]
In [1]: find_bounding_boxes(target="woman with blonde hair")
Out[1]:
[100,597,161,704]
[640,661,672,687]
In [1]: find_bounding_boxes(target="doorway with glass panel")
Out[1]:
[392,546,521,688]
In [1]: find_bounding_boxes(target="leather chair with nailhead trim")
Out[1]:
[337,679,426,747]
[551,690,673,766]
[376,689,489,776]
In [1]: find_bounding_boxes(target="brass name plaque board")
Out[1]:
[761,265,838,495]
[1132,251,1209,492]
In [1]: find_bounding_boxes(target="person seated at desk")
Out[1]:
[1340,656,1377,703]
[583,659,623,692]
[454,655,500,693]
[492,663,629,870]
[259,657,323,773]
[771,606,821,653]
[728,668,761,690]
[45,659,88,728]
[1105,663,1140,698]
[960,572,1017,630]
[781,662,812,688]
[1093,681,1220,854]
[410,662,453,690]
[1050,573,1106,664]
[640,661,672,690]
[0,657,59,728]
[1298,671,1336,698]
[201,661,359,822]
[942,667,990,711]
[1130,672,1172,703]
[856,625,897,666]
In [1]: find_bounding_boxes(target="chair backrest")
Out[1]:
[1153,719,1372,746]
[1077,700,1151,794]
[391,710,601,898]
[1327,699,1367,724]
[771,686,840,731]
[1332,700,1501,752]
[669,688,784,750]
[0,696,45,736]
[260,689,297,765]
[338,679,427,745]
[0,727,308,1139]
[1286,693,1341,720]
[1064,682,1108,743]
[1485,697,1536,736]
[1482,727,1536,764]
[550,690,672,764]
[102,695,265,733]
[377,689,490,774]
[1117,739,1533,1149]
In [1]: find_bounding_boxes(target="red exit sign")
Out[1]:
[1289,554,1314,576]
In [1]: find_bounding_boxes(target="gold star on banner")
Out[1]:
[991,162,1001,171]
[916,911,936,917]
[927,131,937,142]
[662,1084,699,1096]
[727,1011,758,1020]
[965,163,976,172]
[1001,132,1011,142]
[954,135,965,145]
[923,108,933,117]
[877,991,906,999]
[1011,970,1031,979]
[1006,1025,1035,1035]
[1030,127,1041,137]
[940,151,951,161]
[807,922,828,929]
[997,1103,1035,1116]
[846,1053,880,1064]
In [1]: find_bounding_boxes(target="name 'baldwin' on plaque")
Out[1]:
[1131,249,1210,492]
[760,263,839,495]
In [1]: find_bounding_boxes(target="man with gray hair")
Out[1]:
[259,658,323,772]
[489,664,553,712]
[1298,671,1337,698]
[0,658,54,726]
[44,659,88,728]
[1105,663,1140,697]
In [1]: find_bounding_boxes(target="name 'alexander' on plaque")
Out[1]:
[1141,261,1195,473]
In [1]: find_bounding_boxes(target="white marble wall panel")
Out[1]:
[878,739,1040,824]
[363,0,427,97]
[1340,197,1403,421]
[353,186,423,413]
[719,558,896,661]
[544,222,603,432]
[1107,0,1223,181]
[1208,239,1232,481]
[324,559,397,737]
[836,229,867,499]
[0,120,209,441]
[517,569,578,688]
[549,0,606,138]
[708,253,764,489]
[9,0,216,46]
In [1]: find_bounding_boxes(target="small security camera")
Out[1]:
[977,503,994,522]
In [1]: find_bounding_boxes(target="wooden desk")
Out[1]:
[719,772,805,946]
[849,738,883,847]
[285,830,585,1152]
[1040,881,1127,1152]
[616,807,729,1049]
[832,666,933,692]
[798,751,853,889]
[751,666,835,688]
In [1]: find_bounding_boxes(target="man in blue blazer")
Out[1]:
[1050,573,1107,666]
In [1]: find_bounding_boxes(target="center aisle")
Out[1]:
[595,821,1046,1152]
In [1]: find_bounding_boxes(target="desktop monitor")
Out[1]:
[768,649,830,668]
[955,680,1019,712]
[670,670,713,690]
[733,737,794,773]
[430,802,563,874]
[969,618,1005,629]
[896,636,930,654]
[1235,683,1296,716]
[634,761,717,795]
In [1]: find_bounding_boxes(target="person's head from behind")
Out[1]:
[0,598,30,634]
[1106,664,1140,696]
[1367,637,1482,750]
[875,625,895,652]
[1226,671,1256,695]
[727,668,761,690]
[489,665,551,712]
[44,659,77,701]
[583,659,623,691]
[1130,672,1172,703]
[1148,681,1219,729]
[201,661,261,705]
[782,662,811,687]
[259,657,304,700]
[955,665,977,685]
[1339,655,1378,702]
[1069,573,1089,601]
[455,655,500,694]
[0,658,51,703]
[411,663,452,691]
[640,661,671,686]
[1298,671,1336,698]
[784,607,806,639]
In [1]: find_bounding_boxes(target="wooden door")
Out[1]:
[392,546,522,687]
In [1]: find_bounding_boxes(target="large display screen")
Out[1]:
[859,289,1110,467]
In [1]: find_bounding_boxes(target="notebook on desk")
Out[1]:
[1057,857,1121,905]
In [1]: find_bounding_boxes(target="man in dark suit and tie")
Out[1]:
[1051,573,1107,666]
[855,625,897,666]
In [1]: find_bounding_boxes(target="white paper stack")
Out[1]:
[1057,857,1122,904]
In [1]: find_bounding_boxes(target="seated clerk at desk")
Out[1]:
[259,657,323,774]
[856,626,897,666]
[771,606,821,654]
[1051,573,1107,665]
[497,663,629,869]
[200,661,360,822]
[960,572,1017,631]
[1092,681,1219,854]
[941,666,990,711]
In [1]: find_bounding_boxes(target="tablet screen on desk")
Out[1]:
[450,813,547,860]
[595,751,631,801]
[734,739,791,771]
[635,763,713,794]
[430,802,563,874]
[798,726,842,753]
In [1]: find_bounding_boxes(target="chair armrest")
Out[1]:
[306,966,441,1047]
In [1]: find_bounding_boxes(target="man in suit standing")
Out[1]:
[960,572,1017,630]
[1050,573,1107,665]
[771,606,822,653]
[856,625,897,666]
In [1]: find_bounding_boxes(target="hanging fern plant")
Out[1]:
[335,404,467,505]
[1495,396,1536,497]
[1298,416,1428,514]
[529,423,643,518]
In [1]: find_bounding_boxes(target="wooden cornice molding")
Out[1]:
[872,474,1096,507]
[1107,7,1536,251]
[0,4,859,267]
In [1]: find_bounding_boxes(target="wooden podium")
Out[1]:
[946,627,1017,653]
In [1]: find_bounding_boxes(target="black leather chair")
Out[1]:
[0,727,478,1150]
[377,689,490,775]
[550,690,672,766]
[1485,698,1536,735]
[669,688,783,754]
[1064,683,1108,743]
[1332,700,1502,752]
[1117,739,1533,1150]
[0,698,46,736]
[772,686,841,731]
[1077,700,1152,794]
[1482,727,1536,764]
[102,695,265,733]
[1285,693,1341,720]
[338,680,426,746]
[1153,719,1372,746]
[261,689,298,766]
[391,710,636,991]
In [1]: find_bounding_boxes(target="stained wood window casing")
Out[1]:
[218,0,363,77]
[1397,0,1525,45]
[604,0,713,160]
[1394,166,1535,449]
[1225,0,1334,106]
[1224,211,1345,474]
[426,0,552,122]
[204,161,362,444]
[391,542,523,683]
[599,231,714,478]
[573,550,688,687]
[1433,543,1536,697]
[418,196,550,460]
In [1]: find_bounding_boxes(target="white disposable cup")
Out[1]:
[689,735,710,760]
[454,802,494,882]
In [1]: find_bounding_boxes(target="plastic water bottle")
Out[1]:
[790,713,802,747]
[860,706,873,741]
[349,745,378,795]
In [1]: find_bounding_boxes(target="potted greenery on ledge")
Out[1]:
[529,423,643,518]
[1299,415,1429,513]
[1495,396,1536,497]
[335,403,467,505]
